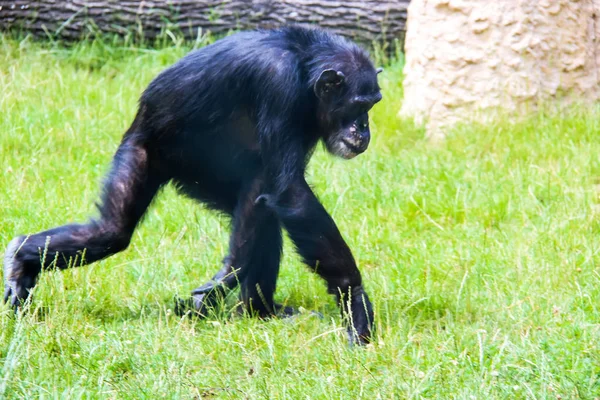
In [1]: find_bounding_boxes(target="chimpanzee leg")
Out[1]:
[238,209,283,317]
[272,178,374,345]
[178,256,238,316]
[181,178,284,317]
[3,135,163,307]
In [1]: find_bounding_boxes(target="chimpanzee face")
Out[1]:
[314,67,382,159]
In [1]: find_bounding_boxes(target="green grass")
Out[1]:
[1,36,600,399]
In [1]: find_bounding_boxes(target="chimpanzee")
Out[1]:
[4,26,382,345]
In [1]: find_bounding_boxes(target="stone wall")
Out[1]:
[400,0,600,139]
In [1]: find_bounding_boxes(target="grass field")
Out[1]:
[1,35,600,399]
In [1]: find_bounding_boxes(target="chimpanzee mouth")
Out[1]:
[341,138,363,155]
[326,137,362,159]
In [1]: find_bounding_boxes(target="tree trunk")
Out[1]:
[0,1,409,45]
[400,0,600,140]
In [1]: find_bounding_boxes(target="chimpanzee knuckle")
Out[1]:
[347,321,372,345]
[347,329,372,346]
[345,316,373,346]
[345,289,374,346]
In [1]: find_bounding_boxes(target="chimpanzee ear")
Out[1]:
[314,69,345,99]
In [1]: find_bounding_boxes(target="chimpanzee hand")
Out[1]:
[341,286,374,346]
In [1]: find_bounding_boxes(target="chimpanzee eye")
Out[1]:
[359,120,369,130]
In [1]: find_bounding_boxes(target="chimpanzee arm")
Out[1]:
[274,176,374,345]
[256,108,373,344]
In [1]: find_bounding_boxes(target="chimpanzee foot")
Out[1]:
[3,236,37,309]
[174,283,228,317]
[173,294,216,318]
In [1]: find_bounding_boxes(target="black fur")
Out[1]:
[4,26,382,345]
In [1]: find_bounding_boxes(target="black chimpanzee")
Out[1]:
[4,26,382,345]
